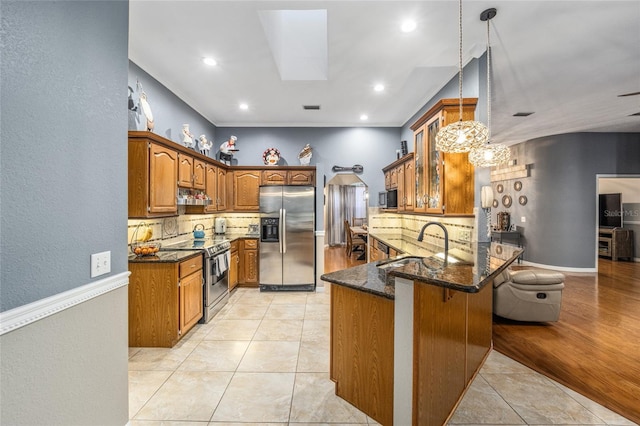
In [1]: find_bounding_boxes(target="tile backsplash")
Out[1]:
[127,213,260,247]
[368,208,475,254]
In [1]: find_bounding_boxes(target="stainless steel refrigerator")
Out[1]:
[259,185,315,291]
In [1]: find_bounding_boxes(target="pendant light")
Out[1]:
[436,0,488,153]
[469,8,511,167]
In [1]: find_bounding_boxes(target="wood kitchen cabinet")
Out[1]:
[128,136,179,218]
[229,240,240,291]
[178,155,206,190]
[262,169,315,186]
[331,283,394,426]
[412,98,477,215]
[239,238,259,286]
[128,253,203,347]
[232,169,261,211]
[381,153,414,211]
[178,154,194,188]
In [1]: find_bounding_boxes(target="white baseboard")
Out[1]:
[519,260,596,273]
[0,272,130,336]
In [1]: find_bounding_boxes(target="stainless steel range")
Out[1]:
[162,236,231,323]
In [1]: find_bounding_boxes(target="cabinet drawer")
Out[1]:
[231,240,239,251]
[180,255,202,279]
[243,239,258,249]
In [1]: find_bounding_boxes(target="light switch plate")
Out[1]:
[91,251,111,278]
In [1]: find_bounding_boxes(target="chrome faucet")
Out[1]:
[417,222,449,260]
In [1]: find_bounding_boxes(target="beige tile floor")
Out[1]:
[128,286,638,426]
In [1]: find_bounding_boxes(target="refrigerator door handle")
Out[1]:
[282,208,287,253]
[279,208,284,254]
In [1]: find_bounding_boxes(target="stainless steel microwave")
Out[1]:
[379,189,398,208]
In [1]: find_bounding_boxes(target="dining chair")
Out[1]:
[345,220,366,257]
[352,217,367,227]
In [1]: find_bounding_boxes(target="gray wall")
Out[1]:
[400,58,482,149]
[217,126,402,229]
[2,1,129,311]
[129,60,218,156]
[505,133,640,268]
[1,1,129,424]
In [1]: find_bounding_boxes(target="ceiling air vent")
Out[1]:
[630,112,640,116]
[513,112,534,117]
[303,105,321,110]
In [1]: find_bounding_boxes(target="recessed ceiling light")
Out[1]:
[239,103,249,110]
[374,84,385,92]
[203,57,217,66]
[401,20,417,33]
[360,114,369,121]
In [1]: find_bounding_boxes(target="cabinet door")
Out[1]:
[384,171,392,190]
[204,164,218,213]
[233,170,260,211]
[178,154,194,188]
[179,270,203,336]
[216,167,227,210]
[414,125,427,212]
[193,159,206,190]
[397,165,406,211]
[426,114,444,214]
[288,170,315,185]
[229,249,240,291]
[403,160,414,211]
[149,143,179,215]
[262,170,287,185]
[242,249,258,285]
[389,168,398,189]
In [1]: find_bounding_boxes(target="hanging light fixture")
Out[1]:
[436,0,488,153]
[469,8,511,167]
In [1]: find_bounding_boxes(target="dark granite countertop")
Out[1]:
[128,250,202,263]
[321,239,523,299]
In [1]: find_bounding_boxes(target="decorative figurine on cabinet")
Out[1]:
[198,134,212,156]
[298,144,312,165]
[182,124,194,148]
[219,135,238,165]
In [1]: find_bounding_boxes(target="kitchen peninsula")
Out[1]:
[321,237,522,426]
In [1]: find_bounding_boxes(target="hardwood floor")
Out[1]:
[493,258,640,424]
[324,245,366,274]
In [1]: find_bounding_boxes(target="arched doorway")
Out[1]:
[324,173,368,247]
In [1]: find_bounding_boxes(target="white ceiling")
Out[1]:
[129,1,640,146]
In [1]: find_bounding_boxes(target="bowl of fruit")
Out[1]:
[130,222,161,257]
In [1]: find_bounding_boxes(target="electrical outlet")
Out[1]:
[521,216,526,223]
[459,229,471,242]
[91,251,111,278]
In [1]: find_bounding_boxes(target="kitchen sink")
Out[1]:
[376,256,441,283]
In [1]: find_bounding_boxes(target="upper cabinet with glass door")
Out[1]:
[411,98,478,215]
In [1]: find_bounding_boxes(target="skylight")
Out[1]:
[258,9,328,81]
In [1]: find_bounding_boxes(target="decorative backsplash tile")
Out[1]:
[127,213,261,247]
[367,208,475,254]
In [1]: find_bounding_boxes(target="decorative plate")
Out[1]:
[263,147,281,165]
[502,195,512,208]
[496,184,504,193]
[519,195,528,206]
[492,199,499,208]
[514,181,523,191]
